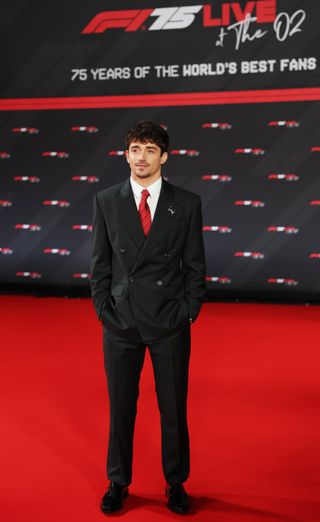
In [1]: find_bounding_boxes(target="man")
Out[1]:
[90,120,206,514]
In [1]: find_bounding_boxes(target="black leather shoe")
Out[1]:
[165,483,190,514]
[100,481,129,513]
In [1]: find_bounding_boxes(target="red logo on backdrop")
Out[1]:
[268,173,299,181]
[171,149,199,156]
[43,200,70,207]
[72,176,99,183]
[108,150,125,156]
[268,120,300,128]
[43,248,71,256]
[0,247,13,255]
[234,148,265,155]
[72,225,93,231]
[82,2,277,33]
[268,278,298,286]
[235,200,265,207]
[71,126,98,133]
[42,151,69,158]
[235,251,264,259]
[15,224,41,231]
[206,276,232,284]
[16,272,41,279]
[202,174,232,182]
[12,127,39,134]
[203,226,232,233]
[202,122,232,130]
[267,226,298,234]
[14,176,40,183]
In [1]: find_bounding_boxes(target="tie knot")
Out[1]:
[141,189,150,201]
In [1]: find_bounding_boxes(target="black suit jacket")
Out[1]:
[90,177,206,341]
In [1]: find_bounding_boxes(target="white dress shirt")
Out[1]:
[130,176,162,221]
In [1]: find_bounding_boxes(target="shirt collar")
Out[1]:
[130,176,162,199]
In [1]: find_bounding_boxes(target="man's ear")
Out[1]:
[125,150,130,163]
[160,151,168,165]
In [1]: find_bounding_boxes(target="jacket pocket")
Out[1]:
[110,281,127,297]
[162,284,185,300]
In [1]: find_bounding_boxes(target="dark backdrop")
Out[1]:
[0,0,319,299]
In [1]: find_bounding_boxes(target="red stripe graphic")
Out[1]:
[0,88,319,111]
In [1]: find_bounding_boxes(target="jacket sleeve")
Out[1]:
[182,196,206,322]
[90,194,113,321]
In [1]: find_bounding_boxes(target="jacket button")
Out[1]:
[128,276,134,283]
[164,252,170,258]
[157,280,163,286]
[120,248,126,254]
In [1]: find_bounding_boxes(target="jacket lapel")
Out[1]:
[116,178,145,251]
[131,179,176,271]
[115,178,177,272]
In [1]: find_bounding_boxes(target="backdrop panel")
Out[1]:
[0,0,319,299]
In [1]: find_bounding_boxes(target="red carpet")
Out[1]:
[1,295,320,521]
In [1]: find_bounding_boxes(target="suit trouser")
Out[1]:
[102,323,191,487]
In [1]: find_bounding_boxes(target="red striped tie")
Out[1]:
[139,189,151,236]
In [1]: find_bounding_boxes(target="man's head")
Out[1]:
[125,120,169,154]
[125,120,169,186]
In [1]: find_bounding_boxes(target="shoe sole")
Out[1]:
[167,504,190,515]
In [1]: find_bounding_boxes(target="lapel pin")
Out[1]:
[168,205,175,215]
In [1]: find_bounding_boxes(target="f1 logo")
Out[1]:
[82,9,153,33]
[82,6,203,33]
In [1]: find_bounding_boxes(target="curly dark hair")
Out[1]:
[125,120,169,155]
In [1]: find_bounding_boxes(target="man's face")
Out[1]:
[126,140,168,182]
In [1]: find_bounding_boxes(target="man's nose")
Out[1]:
[139,149,147,160]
